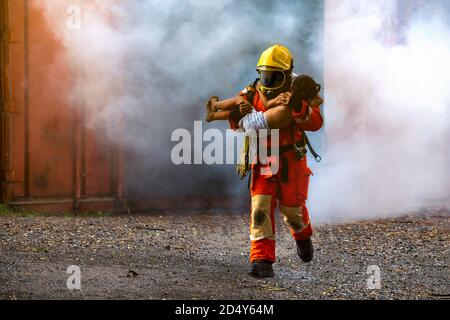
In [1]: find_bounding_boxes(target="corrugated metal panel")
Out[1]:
[0,0,125,212]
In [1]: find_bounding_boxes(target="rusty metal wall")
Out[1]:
[0,0,124,212]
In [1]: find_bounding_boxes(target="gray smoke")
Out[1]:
[35,1,449,221]
[34,0,324,203]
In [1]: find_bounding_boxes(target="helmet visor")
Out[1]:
[259,70,286,90]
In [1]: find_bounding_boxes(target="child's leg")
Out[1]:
[207,110,231,122]
[205,97,231,122]
[212,96,245,112]
[238,104,293,131]
[264,105,294,129]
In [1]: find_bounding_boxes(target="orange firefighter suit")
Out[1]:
[230,89,324,263]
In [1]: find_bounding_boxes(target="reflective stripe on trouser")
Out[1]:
[249,151,313,263]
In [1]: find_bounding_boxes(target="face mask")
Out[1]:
[259,70,286,91]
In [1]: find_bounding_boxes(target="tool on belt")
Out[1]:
[237,134,251,180]
[273,131,322,183]
[281,133,322,163]
[237,79,259,180]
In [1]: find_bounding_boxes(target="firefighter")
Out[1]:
[228,44,324,278]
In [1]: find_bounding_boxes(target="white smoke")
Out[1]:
[33,0,323,200]
[309,0,450,221]
[33,1,449,220]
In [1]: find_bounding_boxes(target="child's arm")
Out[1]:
[264,92,291,110]
[264,93,323,130]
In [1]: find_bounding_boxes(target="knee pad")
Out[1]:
[280,205,306,234]
[250,195,274,241]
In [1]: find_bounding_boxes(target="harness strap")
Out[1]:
[290,126,322,162]
[303,132,322,162]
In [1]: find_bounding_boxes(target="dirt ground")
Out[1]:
[0,209,448,300]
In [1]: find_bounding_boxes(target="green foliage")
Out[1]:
[0,204,17,216]
[0,203,112,217]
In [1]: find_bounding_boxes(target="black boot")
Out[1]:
[248,260,274,278]
[296,238,314,262]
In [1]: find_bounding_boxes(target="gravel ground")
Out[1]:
[0,210,448,300]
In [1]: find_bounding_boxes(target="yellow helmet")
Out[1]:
[257,44,293,93]
[256,44,293,72]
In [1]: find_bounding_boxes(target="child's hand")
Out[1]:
[266,92,291,109]
[239,101,253,115]
[277,92,291,106]
[309,95,324,107]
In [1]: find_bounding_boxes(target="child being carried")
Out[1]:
[205,75,323,131]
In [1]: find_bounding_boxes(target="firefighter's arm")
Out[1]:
[291,96,324,132]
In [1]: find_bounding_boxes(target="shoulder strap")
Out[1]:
[245,78,259,104]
